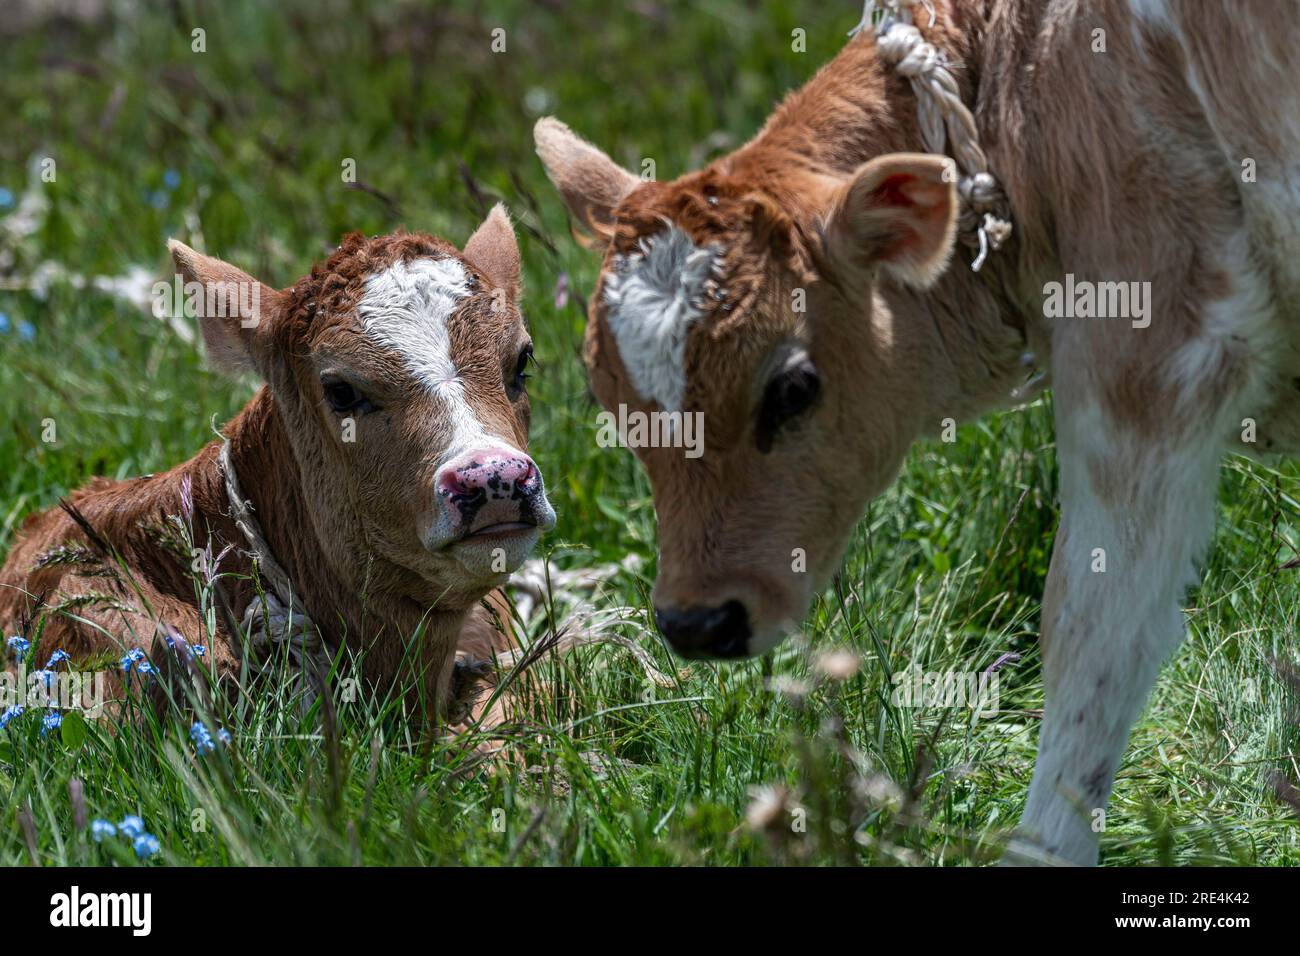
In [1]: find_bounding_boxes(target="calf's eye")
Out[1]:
[755,355,821,453]
[510,344,534,395]
[321,377,376,415]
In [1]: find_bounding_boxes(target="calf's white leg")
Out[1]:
[1008,227,1281,864]
[1012,398,1224,864]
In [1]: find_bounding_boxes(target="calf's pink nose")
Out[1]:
[434,446,549,539]
[438,449,537,499]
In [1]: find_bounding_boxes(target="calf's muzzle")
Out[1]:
[435,447,550,540]
[654,600,751,659]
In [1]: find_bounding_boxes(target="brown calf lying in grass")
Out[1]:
[0,205,554,730]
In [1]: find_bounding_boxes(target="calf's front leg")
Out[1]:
[1010,376,1228,864]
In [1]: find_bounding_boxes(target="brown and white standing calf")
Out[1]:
[536,0,1300,863]
[0,205,554,725]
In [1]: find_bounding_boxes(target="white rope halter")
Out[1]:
[850,0,1013,271]
[219,440,330,710]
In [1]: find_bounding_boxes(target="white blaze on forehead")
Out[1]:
[359,257,471,389]
[603,225,719,412]
[358,256,500,455]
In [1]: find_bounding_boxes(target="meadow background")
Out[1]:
[0,0,1297,866]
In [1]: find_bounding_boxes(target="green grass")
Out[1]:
[1,0,1297,866]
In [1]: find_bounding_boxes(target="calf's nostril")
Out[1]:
[516,460,540,492]
[437,471,471,499]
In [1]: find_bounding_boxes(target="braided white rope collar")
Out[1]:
[219,439,329,709]
[851,0,1013,271]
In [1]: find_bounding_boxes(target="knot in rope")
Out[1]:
[851,0,1013,271]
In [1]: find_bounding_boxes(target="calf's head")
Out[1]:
[537,118,956,658]
[169,205,554,610]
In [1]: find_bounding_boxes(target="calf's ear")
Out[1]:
[167,239,281,376]
[464,203,521,301]
[534,117,639,250]
[821,153,958,288]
